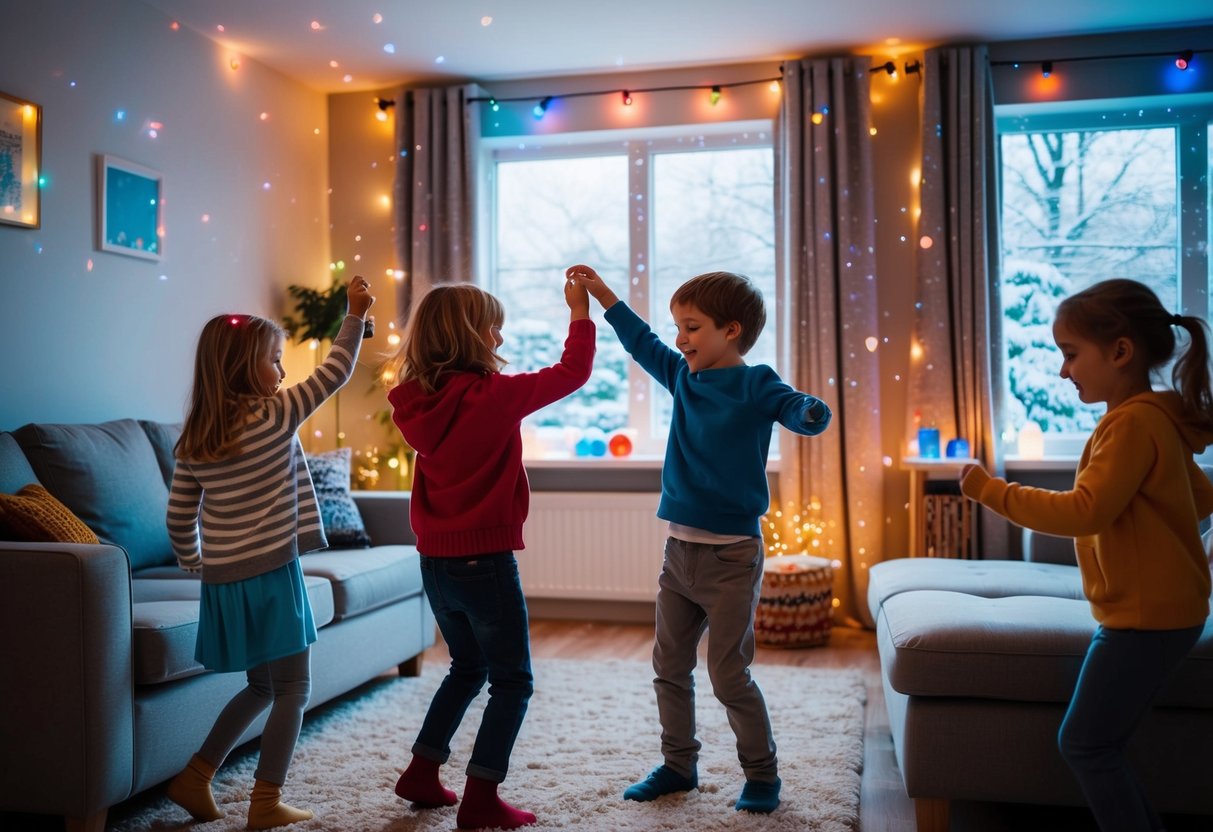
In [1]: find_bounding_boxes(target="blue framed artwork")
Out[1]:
[97,154,163,261]
[0,90,42,229]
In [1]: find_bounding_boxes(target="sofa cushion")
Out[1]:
[131,575,335,685]
[878,590,1092,704]
[13,419,173,570]
[306,448,371,549]
[139,420,182,489]
[0,484,99,543]
[0,432,40,494]
[298,546,421,621]
[877,589,1213,709]
[867,557,1085,615]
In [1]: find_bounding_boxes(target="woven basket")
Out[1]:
[754,554,834,648]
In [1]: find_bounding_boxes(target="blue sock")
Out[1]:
[736,777,781,813]
[622,765,697,802]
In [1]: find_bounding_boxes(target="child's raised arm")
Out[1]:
[282,276,375,423]
[564,272,590,321]
[347,274,374,320]
[567,264,619,310]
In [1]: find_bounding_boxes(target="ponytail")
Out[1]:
[1172,314,1213,432]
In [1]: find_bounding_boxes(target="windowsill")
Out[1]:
[524,456,664,469]
[1004,455,1078,472]
[523,456,786,471]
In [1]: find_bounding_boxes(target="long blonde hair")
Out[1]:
[176,314,285,462]
[382,284,506,393]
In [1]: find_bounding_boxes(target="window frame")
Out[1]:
[476,119,778,461]
[994,94,1212,459]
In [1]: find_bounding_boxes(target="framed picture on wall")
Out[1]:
[0,90,43,229]
[96,154,163,261]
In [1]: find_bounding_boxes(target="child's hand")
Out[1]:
[566,265,619,310]
[958,462,991,501]
[346,275,375,319]
[565,273,590,321]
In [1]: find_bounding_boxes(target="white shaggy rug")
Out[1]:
[109,658,866,832]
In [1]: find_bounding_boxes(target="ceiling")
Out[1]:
[138,0,1213,93]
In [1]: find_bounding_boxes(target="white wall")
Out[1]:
[0,0,330,429]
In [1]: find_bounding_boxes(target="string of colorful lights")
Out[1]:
[373,59,923,120]
[471,73,786,118]
[991,47,1208,77]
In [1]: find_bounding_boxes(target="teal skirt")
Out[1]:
[196,560,317,673]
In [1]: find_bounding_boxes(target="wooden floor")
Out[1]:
[498,619,1210,832]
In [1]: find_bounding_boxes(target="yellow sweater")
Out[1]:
[961,391,1213,629]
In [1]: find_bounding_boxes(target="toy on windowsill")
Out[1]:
[608,430,634,457]
[575,427,608,457]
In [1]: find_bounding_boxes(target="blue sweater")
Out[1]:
[604,302,831,536]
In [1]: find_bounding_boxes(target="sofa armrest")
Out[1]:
[353,491,417,546]
[1023,528,1078,566]
[0,541,134,819]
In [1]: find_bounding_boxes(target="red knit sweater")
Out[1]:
[388,319,595,556]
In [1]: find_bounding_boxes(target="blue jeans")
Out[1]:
[1058,623,1203,832]
[413,551,533,783]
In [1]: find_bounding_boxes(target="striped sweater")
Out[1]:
[167,314,364,584]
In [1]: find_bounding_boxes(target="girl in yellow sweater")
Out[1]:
[960,278,1213,832]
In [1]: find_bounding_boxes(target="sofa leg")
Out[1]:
[65,809,107,832]
[914,797,950,832]
[398,653,424,677]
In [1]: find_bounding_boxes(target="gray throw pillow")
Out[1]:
[306,448,371,549]
[13,419,173,569]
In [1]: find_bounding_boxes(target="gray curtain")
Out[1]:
[775,57,883,628]
[908,45,1007,554]
[392,84,481,323]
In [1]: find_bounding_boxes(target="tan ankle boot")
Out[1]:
[248,778,313,830]
[165,754,223,821]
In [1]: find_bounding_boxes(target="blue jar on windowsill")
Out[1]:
[917,427,941,459]
[946,437,971,458]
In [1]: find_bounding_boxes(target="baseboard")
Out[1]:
[527,597,655,623]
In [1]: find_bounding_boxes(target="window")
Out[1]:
[996,96,1213,456]
[481,123,776,458]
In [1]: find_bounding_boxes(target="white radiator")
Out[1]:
[520,492,666,601]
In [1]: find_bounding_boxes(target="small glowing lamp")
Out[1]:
[1018,421,1045,459]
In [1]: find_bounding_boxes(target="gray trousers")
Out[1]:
[651,536,777,782]
[199,647,312,785]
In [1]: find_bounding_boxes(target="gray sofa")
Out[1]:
[0,418,435,832]
[868,524,1213,831]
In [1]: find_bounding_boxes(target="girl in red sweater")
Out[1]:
[383,279,594,830]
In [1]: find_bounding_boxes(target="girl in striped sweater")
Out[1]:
[164,276,374,829]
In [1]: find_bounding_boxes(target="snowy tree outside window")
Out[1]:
[483,125,776,458]
[996,101,1213,451]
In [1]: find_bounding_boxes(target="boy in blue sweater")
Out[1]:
[568,265,831,814]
